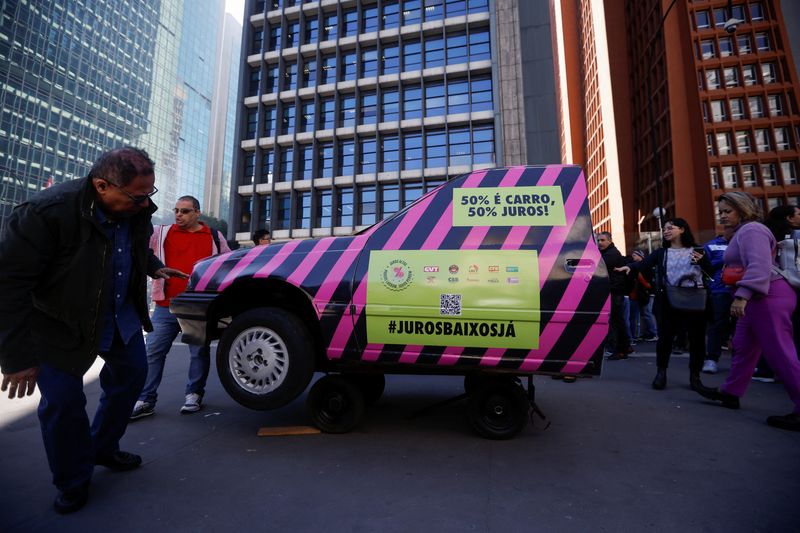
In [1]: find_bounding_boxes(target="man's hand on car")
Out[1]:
[154,267,190,280]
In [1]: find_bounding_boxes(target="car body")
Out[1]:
[172,165,610,432]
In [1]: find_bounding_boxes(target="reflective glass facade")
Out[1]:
[235,0,497,239]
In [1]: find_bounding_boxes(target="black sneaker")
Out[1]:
[95,451,142,471]
[695,384,740,409]
[54,483,89,514]
[766,413,800,432]
[130,401,155,420]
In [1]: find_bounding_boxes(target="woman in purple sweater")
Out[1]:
[695,192,800,432]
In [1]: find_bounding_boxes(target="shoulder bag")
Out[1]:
[665,275,707,312]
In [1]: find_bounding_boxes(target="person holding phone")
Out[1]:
[616,218,712,390]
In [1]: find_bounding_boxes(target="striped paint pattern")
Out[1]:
[187,166,609,375]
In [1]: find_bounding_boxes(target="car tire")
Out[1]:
[344,373,385,406]
[307,375,365,433]
[467,378,530,440]
[216,307,315,410]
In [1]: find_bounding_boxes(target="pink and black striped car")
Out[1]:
[172,165,610,438]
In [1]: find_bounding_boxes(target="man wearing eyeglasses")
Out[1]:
[131,195,230,421]
[0,147,187,514]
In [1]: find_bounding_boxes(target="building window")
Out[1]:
[263,106,276,137]
[340,94,356,127]
[295,192,310,229]
[286,22,299,48]
[302,59,317,88]
[767,197,784,210]
[446,0,468,17]
[247,109,258,138]
[775,127,791,151]
[695,10,710,29]
[716,131,732,155]
[240,196,253,231]
[403,40,422,71]
[425,82,446,117]
[381,184,400,218]
[305,17,318,44]
[316,189,332,227]
[782,162,798,185]
[742,64,757,86]
[447,33,469,64]
[343,9,358,37]
[275,193,290,230]
[259,195,272,229]
[710,166,720,189]
[742,164,757,187]
[748,95,764,118]
[318,142,334,178]
[299,145,313,179]
[719,37,733,57]
[323,14,337,41]
[762,163,778,186]
[723,67,739,87]
[339,140,355,175]
[722,165,739,188]
[424,0,444,21]
[268,24,281,51]
[711,100,727,122]
[363,5,379,33]
[382,44,400,74]
[713,7,727,27]
[750,2,764,21]
[360,138,377,173]
[450,127,471,166]
[761,62,777,83]
[321,55,336,85]
[426,178,446,192]
[404,0,422,24]
[243,152,256,184]
[706,133,716,155]
[426,129,447,168]
[469,29,490,61]
[383,1,400,29]
[337,187,354,226]
[318,98,335,130]
[382,89,400,121]
[381,135,400,171]
[425,37,445,68]
[447,78,469,114]
[341,51,358,81]
[705,69,720,89]
[260,150,274,183]
[253,29,264,53]
[248,69,261,96]
[755,32,770,51]
[360,92,377,125]
[730,97,745,120]
[403,133,423,169]
[700,39,716,59]
[470,76,493,112]
[282,104,295,135]
[473,125,494,164]
[358,185,377,225]
[279,147,294,181]
[768,94,784,117]
[755,128,771,151]
[283,62,297,91]
[403,85,422,119]
[735,130,751,153]
[737,35,752,54]
[357,48,377,78]
[404,181,423,206]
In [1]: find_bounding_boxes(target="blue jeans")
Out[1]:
[706,292,733,361]
[639,295,658,338]
[37,329,146,491]
[138,305,210,404]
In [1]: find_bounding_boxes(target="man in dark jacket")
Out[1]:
[0,147,186,514]
[597,231,633,360]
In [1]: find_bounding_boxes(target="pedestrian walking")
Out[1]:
[628,250,658,342]
[702,228,735,374]
[0,147,187,514]
[597,232,633,360]
[616,218,711,390]
[695,192,800,432]
[130,196,230,420]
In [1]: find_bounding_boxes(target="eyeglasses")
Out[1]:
[174,208,197,215]
[105,180,158,205]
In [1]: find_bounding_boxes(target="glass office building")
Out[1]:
[232,0,558,241]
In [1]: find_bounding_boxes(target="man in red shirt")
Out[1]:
[130,196,230,419]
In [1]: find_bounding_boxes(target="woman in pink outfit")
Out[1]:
[695,192,800,432]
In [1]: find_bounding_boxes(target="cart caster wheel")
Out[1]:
[307,375,365,433]
[467,380,530,440]
[344,373,385,406]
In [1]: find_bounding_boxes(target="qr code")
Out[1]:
[440,293,462,316]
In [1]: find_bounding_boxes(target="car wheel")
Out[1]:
[307,375,365,433]
[467,379,530,440]
[216,307,314,410]
[344,373,385,406]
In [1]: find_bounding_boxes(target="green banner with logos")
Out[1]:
[366,250,540,349]
[452,186,566,227]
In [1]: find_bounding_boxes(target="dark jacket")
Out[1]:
[627,247,713,296]
[600,243,630,295]
[0,177,164,375]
